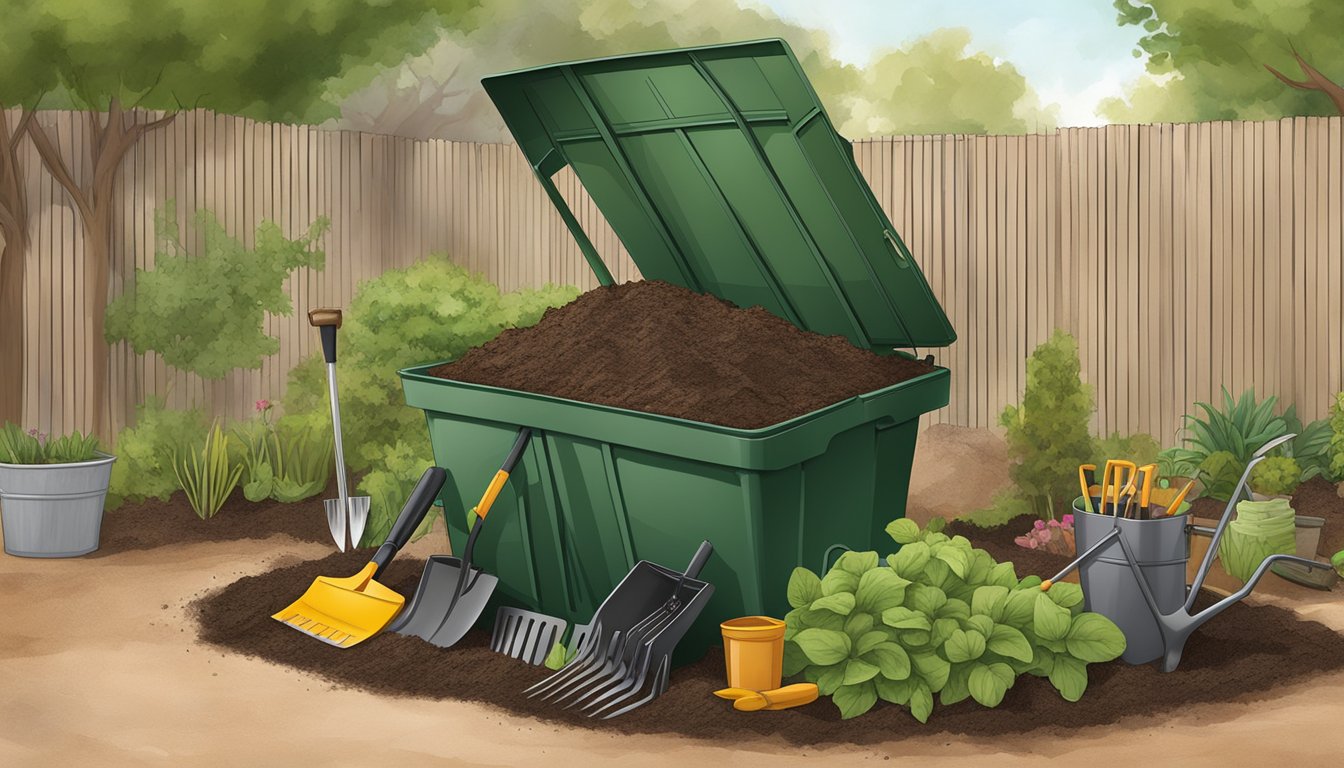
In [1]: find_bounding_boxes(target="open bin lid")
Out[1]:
[482,39,955,350]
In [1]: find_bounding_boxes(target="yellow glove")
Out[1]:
[713,683,819,711]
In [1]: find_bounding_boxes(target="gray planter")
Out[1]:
[0,452,116,557]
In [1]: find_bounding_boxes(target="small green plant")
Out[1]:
[0,423,101,464]
[1155,447,1200,482]
[542,640,574,671]
[1249,456,1303,497]
[108,398,209,509]
[1325,392,1344,482]
[233,401,331,504]
[1091,432,1160,472]
[1198,451,1244,502]
[783,517,1125,721]
[999,330,1095,520]
[1332,550,1344,579]
[172,422,244,520]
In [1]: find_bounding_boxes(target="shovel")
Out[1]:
[391,427,531,647]
[308,308,371,552]
[271,467,446,648]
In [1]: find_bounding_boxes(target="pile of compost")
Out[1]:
[196,546,1344,744]
[429,280,934,429]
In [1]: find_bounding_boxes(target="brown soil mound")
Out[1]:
[195,546,1344,744]
[429,280,934,429]
[94,480,337,557]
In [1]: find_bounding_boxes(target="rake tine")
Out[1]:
[547,630,635,704]
[489,611,514,651]
[592,654,671,720]
[533,629,625,702]
[524,621,605,697]
[576,639,656,713]
[563,607,677,709]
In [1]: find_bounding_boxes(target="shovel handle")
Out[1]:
[473,428,532,520]
[684,540,713,579]
[308,309,342,363]
[371,467,447,577]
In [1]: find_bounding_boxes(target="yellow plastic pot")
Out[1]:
[721,616,786,691]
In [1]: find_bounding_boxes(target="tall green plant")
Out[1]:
[108,398,209,509]
[172,422,243,520]
[106,204,329,381]
[999,331,1095,519]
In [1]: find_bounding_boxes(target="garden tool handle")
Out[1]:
[308,308,342,363]
[473,428,532,520]
[684,540,714,579]
[1137,464,1156,519]
[371,467,446,577]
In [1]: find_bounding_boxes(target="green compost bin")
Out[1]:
[400,39,956,659]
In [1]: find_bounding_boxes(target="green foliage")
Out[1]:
[999,331,1095,520]
[106,205,328,379]
[108,398,209,509]
[1219,498,1297,582]
[962,490,1035,528]
[0,423,101,464]
[356,440,439,546]
[172,422,243,520]
[1330,393,1344,482]
[0,0,477,123]
[1166,388,1330,500]
[1332,550,1344,579]
[1103,0,1344,123]
[784,520,1125,722]
[1156,447,1200,481]
[283,256,576,490]
[542,641,572,671]
[1091,432,1160,470]
[233,403,332,504]
[1249,456,1302,498]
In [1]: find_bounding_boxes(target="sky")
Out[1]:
[751,0,1150,127]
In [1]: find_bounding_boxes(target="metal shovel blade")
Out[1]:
[389,554,498,648]
[348,495,371,548]
[323,498,347,552]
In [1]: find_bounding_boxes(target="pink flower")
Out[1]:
[1033,519,1046,531]
[255,399,272,412]
[1015,535,1039,549]
[1061,514,1075,528]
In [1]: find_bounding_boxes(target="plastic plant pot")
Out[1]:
[720,616,786,692]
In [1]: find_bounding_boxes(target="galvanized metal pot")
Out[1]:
[0,453,116,557]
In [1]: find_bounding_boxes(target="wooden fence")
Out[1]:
[8,109,1343,441]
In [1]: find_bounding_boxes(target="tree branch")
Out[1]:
[26,118,94,223]
[1265,46,1344,115]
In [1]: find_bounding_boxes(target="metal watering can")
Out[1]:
[1043,434,1333,671]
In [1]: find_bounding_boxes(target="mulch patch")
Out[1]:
[194,536,1344,744]
[92,478,338,557]
[430,280,934,430]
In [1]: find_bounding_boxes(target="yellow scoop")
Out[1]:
[272,468,445,648]
[713,683,819,711]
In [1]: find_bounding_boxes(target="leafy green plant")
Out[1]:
[1090,432,1160,472]
[0,423,102,464]
[0,424,44,464]
[108,398,209,509]
[1249,456,1302,497]
[1198,451,1244,502]
[172,422,244,520]
[1332,550,1344,579]
[783,518,1126,721]
[1278,405,1333,483]
[233,402,331,504]
[1328,393,1344,483]
[105,203,328,380]
[999,330,1095,520]
[356,440,438,545]
[542,640,575,671]
[1155,447,1200,482]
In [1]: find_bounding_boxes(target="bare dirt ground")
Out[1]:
[2,426,1342,766]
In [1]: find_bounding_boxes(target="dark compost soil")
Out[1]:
[195,545,1344,745]
[93,479,337,557]
[429,280,935,430]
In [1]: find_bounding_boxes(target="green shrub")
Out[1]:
[282,257,577,545]
[784,518,1125,721]
[0,424,101,465]
[1091,432,1160,473]
[106,203,328,379]
[962,490,1034,528]
[1198,451,1244,502]
[233,402,331,504]
[999,331,1095,520]
[355,440,440,545]
[1330,393,1344,482]
[1249,456,1302,497]
[172,422,243,520]
[108,398,209,509]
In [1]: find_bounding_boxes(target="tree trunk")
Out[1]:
[26,100,175,438]
[0,107,32,427]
